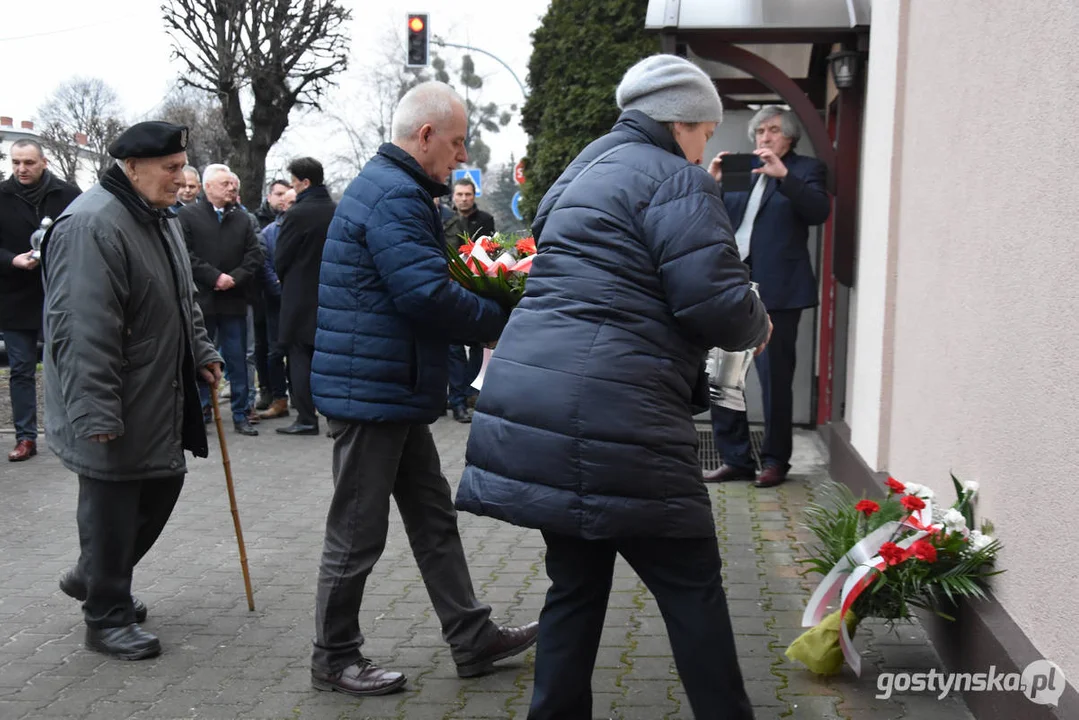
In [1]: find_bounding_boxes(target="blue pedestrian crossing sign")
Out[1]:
[511,191,524,221]
[452,168,483,197]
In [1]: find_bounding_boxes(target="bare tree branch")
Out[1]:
[157,84,234,170]
[162,0,349,206]
[37,77,126,184]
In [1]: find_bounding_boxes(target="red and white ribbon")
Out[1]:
[800,501,934,676]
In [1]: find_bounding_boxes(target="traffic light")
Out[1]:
[406,13,429,67]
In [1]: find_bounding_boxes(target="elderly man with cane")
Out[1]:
[42,121,223,660]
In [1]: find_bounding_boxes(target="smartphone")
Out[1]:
[720,153,762,192]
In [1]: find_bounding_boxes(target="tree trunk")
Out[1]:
[231,145,269,212]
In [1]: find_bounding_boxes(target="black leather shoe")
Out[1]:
[60,569,147,623]
[233,420,259,436]
[85,624,161,660]
[452,405,472,424]
[275,422,319,435]
[311,660,407,696]
[702,464,757,483]
[456,622,539,678]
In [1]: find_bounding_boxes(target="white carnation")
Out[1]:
[962,480,980,497]
[942,509,968,532]
[968,530,994,552]
[903,482,935,501]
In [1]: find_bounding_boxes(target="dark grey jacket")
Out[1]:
[42,180,221,481]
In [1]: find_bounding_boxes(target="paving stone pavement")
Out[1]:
[0,412,976,720]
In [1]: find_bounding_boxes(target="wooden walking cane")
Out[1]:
[210,384,256,611]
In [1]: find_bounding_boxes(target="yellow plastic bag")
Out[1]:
[785,610,859,675]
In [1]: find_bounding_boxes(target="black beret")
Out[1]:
[107,121,188,159]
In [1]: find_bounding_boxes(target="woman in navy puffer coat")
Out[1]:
[455,55,768,720]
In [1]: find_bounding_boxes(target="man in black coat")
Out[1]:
[0,139,81,461]
[442,177,495,241]
[254,179,291,230]
[178,164,263,436]
[442,177,495,423]
[274,157,336,435]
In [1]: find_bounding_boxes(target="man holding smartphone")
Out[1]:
[705,106,830,488]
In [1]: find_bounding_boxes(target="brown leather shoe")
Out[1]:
[753,465,789,488]
[257,398,290,420]
[457,622,539,678]
[702,464,756,483]
[8,440,37,462]
[311,660,407,696]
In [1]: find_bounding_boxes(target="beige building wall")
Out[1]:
[849,0,1079,681]
[847,0,907,471]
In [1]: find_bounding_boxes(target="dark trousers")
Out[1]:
[447,344,483,410]
[76,474,184,628]
[199,313,249,423]
[287,342,316,425]
[4,329,39,441]
[263,296,288,399]
[312,421,496,673]
[528,532,754,720]
[710,308,802,472]
[253,297,269,395]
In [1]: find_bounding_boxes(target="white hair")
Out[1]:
[182,164,199,178]
[202,163,231,186]
[748,106,801,148]
[391,81,465,141]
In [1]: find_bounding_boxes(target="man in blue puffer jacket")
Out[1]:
[307,81,539,698]
[455,55,770,719]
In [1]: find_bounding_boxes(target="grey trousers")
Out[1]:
[312,420,497,673]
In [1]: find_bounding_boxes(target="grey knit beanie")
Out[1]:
[615,55,723,124]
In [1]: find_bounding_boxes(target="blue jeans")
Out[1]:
[528,532,753,720]
[245,307,257,408]
[4,329,39,441]
[447,344,483,410]
[199,314,249,423]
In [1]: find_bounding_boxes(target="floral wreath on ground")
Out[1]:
[786,475,1002,676]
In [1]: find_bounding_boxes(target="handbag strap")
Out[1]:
[568,142,629,191]
[548,142,633,215]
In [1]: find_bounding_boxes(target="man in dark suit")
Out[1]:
[705,107,830,488]
[178,163,264,436]
[274,157,336,435]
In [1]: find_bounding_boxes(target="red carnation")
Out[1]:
[879,542,908,566]
[910,540,937,563]
[515,237,537,256]
[855,500,880,517]
[480,237,500,254]
[901,495,926,512]
[885,477,906,494]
